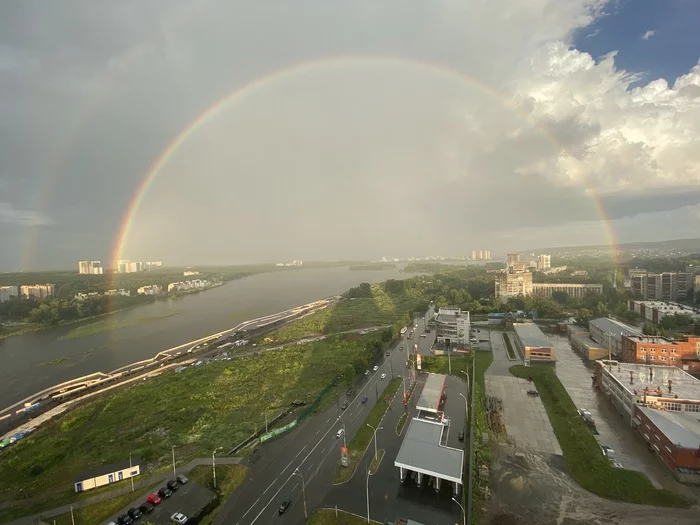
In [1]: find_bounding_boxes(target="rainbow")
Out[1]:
[111,54,619,273]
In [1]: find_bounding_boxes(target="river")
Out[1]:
[0,265,420,406]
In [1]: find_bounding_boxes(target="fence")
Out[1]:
[297,378,338,422]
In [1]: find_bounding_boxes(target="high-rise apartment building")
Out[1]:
[494,270,533,303]
[78,261,104,275]
[629,271,692,301]
[117,260,162,273]
[20,284,55,300]
[506,253,520,268]
[484,250,491,260]
[0,286,19,303]
[471,251,477,260]
[537,254,551,271]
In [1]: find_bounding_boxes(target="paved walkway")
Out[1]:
[7,457,242,525]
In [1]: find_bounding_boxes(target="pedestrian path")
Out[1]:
[7,457,242,525]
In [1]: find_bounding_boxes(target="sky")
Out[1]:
[0,0,699,271]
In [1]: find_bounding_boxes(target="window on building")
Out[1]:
[650,348,656,353]
[662,348,667,353]
[641,347,646,352]
[661,356,667,361]
[685,404,700,413]
[670,356,676,361]
[649,356,655,361]
[663,402,682,411]
[671,349,677,354]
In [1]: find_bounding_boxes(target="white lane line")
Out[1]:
[326,417,331,422]
[315,429,320,436]
[281,457,295,475]
[238,497,260,521]
[262,481,275,495]
[320,446,326,454]
[295,446,307,459]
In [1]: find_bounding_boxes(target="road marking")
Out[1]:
[295,446,307,459]
[320,446,326,454]
[292,482,298,491]
[315,429,320,435]
[238,497,260,521]
[262,481,275,495]
[281,457,295,474]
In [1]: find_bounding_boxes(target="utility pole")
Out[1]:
[171,445,176,477]
[367,423,382,461]
[129,453,134,493]
[365,462,371,524]
[390,359,394,377]
[70,507,75,525]
[264,409,268,433]
[212,447,223,489]
[448,342,452,374]
[293,469,308,520]
[375,382,379,402]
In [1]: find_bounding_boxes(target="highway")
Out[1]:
[215,308,437,525]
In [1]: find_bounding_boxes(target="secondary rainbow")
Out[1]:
[110,54,619,273]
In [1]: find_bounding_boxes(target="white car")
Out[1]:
[336,428,345,439]
[380,373,386,379]
[373,365,379,371]
[171,513,188,524]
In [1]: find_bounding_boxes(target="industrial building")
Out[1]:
[588,318,641,359]
[512,322,556,362]
[621,335,700,374]
[415,374,447,414]
[532,283,603,299]
[74,457,141,492]
[628,300,700,324]
[434,308,470,348]
[594,361,700,483]
[494,270,533,303]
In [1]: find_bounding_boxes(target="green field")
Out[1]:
[335,377,401,483]
[510,365,689,507]
[263,284,427,345]
[58,311,182,340]
[0,334,383,522]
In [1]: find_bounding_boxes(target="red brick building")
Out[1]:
[621,335,700,374]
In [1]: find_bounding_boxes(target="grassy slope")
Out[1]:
[57,312,181,340]
[186,464,248,525]
[510,365,689,508]
[0,335,380,521]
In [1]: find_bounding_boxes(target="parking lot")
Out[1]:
[104,481,215,525]
[549,335,681,490]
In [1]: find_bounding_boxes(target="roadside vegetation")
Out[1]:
[510,365,690,508]
[0,333,385,521]
[186,464,248,525]
[335,377,401,483]
[58,311,182,340]
[309,508,382,524]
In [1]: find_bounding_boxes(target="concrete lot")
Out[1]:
[104,482,215,525]
[549,335,693,492]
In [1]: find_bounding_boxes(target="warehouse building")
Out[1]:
[570,332,609,361]
[512,322,556,363]
[74,457,141,492]
[588,318,640,359]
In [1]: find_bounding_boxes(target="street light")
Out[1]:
[459,392,469,421]
[452,496,466,525]
[460,369,471,395]
[212,447,224,489]
[129,453,134,493]
[365,462,371,524]
[366,423,383,461]
[293,469,308,520]
[171,445,176,477]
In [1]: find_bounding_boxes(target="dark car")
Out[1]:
[291,400,306,407]
[341,401,348,410]
[385,351,390,356]
[527,390,540,397]
[117,515,134,525]
[458,431,465,441]
[346,388,353,396]
[361,395,368,404]
[127,507,142,520]
[139,503,155,514]
[167,479,179,491]
[176,474,189,485]
[278,499,292,514]
[158,487,173,499]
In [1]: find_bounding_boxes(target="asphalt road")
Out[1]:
[215,310,435,525]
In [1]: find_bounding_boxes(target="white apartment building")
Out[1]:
[537,254,551,271]
[20,284,56,301]
[494,270,533,303]
[105,289,131,297]
[137,285,162,296]
[78,261,104,275]
[0,286,19,303]
[532,283,603,299]
[167,279,211,292]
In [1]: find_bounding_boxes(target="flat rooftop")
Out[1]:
[600,361,700,401]
[624,335,676,345]
[513,322,553,349]
[394,418,463,483]
[589,317,640,336]
[571,333,605,349]
[416,373,446,414]
[638,406,700,449]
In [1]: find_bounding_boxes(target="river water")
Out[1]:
[0,266,418,406]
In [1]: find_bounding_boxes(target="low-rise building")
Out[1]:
[20,284,55,301]
[167,279,211,292]
[75,292,100,300]
[434,308,470,348]
[588,317,641,359]
[104,289,131,297]
[628,300,700,324]
[532,283,603,299]
[74,457,141,492]
[0,285,19,303]
[512,322,556,362]
[570,332,609,361]
[621,335,700,373]
[137,285,162,295]
[594,361,700,483]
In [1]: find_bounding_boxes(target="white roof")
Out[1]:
[394,418,463,483]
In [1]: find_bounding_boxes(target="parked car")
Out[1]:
[458,431,465,441]
[158,487,173,499]
[526,390,539,396]
[385,351,390,356]
[146,493,162,505]
[117,514,133,525]
[176,474,189,485]
[420,334,427,338]
[127,507,142,520]
[139,502,155,514]
[336,428,345,439]
[361,395,368,404]
[364,370,369,375]
[341,401,348,410]
[346,388,354,396]
[601,445,616,459]
[380,373,386,379]
[278,499,292,514]
[170,512,188,524]
[291,400,306,407]
[167,479,179,491]
[373,365,379,371]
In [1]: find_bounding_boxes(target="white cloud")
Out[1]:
[0,202,55,227]
[642,29,656,40]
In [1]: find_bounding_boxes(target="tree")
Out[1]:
[551,291,569,305]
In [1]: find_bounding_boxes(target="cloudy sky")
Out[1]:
[1,0,699,271]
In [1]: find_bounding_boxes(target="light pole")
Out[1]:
[264,408,268,433]
[293,469,308,520]
[365,462,371,524]
[367,423,382,461]
[460,370,471,397]
[171,445,176,477]
[466,356,476,525]
[70,506,75,525]
[452,496,466,525]
[129,453,134,493]
[459,392,468,422]
[212,447,223,489]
